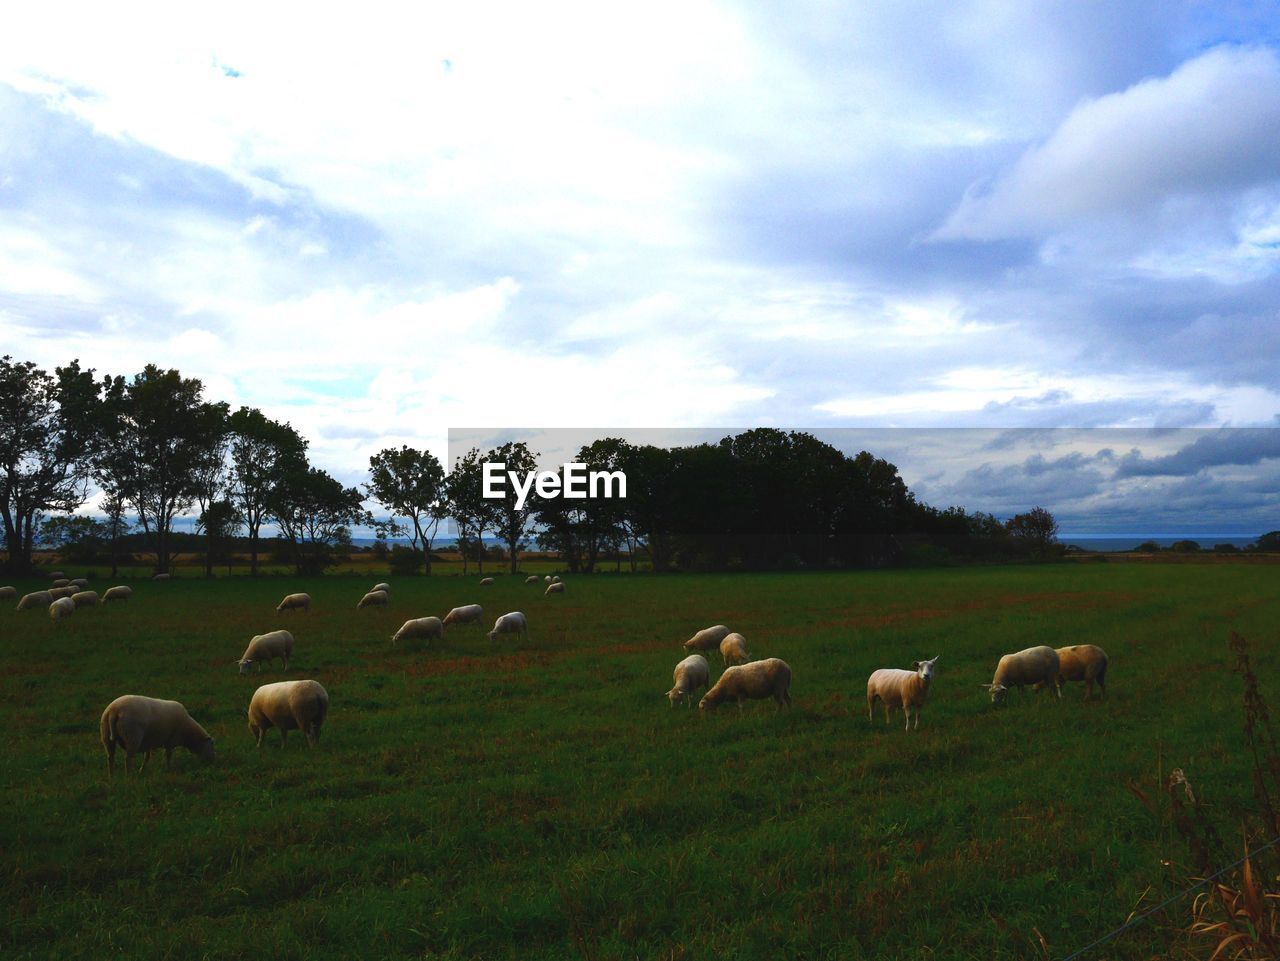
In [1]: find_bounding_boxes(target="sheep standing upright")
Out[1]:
[72,591,99,607]
[544,581,565,595]
[248,680,330,748]
[983,646,1061,705]
[102,585,133,603]
[488,611,529,643]
[719,632,751,666]
[683,625,731,654]
[867,656,939,731]
[372,582,391,594]
[0,586,16,601]
[100,695,216,776]
[700,658,792,711]
[49,596,76,625]
[357,589,389,609]
[667,654,710,707]
[442,604,484,632]
[238,630,295,674]
[1054,644,1108,699]
[392,616,444,646]
[16,590,54,611]
[276,592,312,614]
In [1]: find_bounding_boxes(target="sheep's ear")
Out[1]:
[932,655,940,663]
[911,661,921,670]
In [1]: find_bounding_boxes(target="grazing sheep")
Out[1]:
[700,658,792,711]
[391,616,444,646]
[0,586,16,601]
[276,592,312,614]
[16,590,54,612]
[442,604,484,631]
[48,571,65,580]
[719,632,751,666]
[544,581,565,595]
[71,590,99,608]
[49,586,77,600]
[487,611,529,642]
[51,578,71,589]
[248,680,329,748]
[683,625,731,653]
[100,694,215,776]
[49,596,76,624]
[667,654,710,708]
[152,573,171,581]
[552,575,561,583]
[544,575,552,583]
[480,577,495,586]
[867,656,939,731]
[357,589,389,609]
[238,630,295,674]
[526,575,539,584]
[102,585,133,603]
[1053,644,1109,699]
[982,645,1061,705]
[372,582,391,594]
[70,577,89,589]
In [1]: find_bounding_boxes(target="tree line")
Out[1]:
[1,355,1063,576]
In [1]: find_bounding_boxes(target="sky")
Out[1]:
[3,2,1279,532]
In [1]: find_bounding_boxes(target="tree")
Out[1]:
[0,357,98,574]
[366,446,447,574]
[1254,531,1280,553]
[485,441,540,575]
[198,499,242,577]
[228,408,308,576]
[445,448,489,575]
[100,491,133,578]
[1005,506,1060,556]
[268,461,371,575]
[39,514,113,564]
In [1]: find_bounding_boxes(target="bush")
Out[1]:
[388,546,424,576]
[1170,540,1201,553]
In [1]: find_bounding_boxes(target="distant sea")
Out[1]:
[1061,536,1257,552]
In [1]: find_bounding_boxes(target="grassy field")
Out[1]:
[2,562,1277,960]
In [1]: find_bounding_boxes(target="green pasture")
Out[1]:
[1,562,1276,960]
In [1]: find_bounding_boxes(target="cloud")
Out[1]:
[936,45,1280,240]
[1115,427,1280,477]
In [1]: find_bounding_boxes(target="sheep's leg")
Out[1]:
[884,702,891,725]
[124,752,134,775]
[914,709,920,731]
[904,706,911,731]
[280,729,289,749]
[164,747,173,768]
[867,693,875,722]
[138,750,151,773]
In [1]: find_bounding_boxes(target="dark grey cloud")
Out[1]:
[1116,427,1280,476]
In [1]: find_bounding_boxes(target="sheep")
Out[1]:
[480,577,495,586]
[71,590,99,607]
[372,582,391,594]
[683,625,731,654]
[276,592,311,614]
[488,611,529,643]
[238,630,295,674]
[51,578,71,589]
[357,589,389,609]
[867,656,939,731]
[152,572,171,581]
[102,585,133,603]
[667,654,710,707]
[16,590,54,612]
[982,645,1061,705]
[544,581,565,595]
[70,577,89,589]
[544,575,552,583]
[0,586,16,601]
[49,586,78,600]
[442,604,484,632]
[392,616,444,646]
[719,632,751,666]
[49,596,76,624]
[526,575,540,584]
[1053,644,1109,699]
[700,658,792,711]
[100,694,215,776]
[552,575,561,583]
[247,680,329,748]
[48,571,65,580]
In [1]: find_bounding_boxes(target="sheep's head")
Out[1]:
[913,656,939,683]
[238,658,253,676]
[667,687,682,707]
[982,683,1009,705]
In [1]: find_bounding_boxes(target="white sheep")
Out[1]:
[867,656,939,731]
[480,576,495,586]
[71,590,99,607]
[357,589,389,609]
[700,658,792,711]
[544,575,552,583]
[49,596,76,624]
[51,578,71,589]
[102,585,133,603]
[372,582,391,594]
[248,680,329,748]
[48,571,65,579]
[238,630,295,674]
[392,616,444,646]
[16,590,53,612]
[276,592,312,614]
[683,625,731,653]
[152,572,171,581]
[526,575,540,584]
[1053,644,1109,699]
[544,581,565,595]
[719,632,751,666]
[667,654,710,707]
[70,577,89,589]
[552,575,561,583]
[488,611,529,642]
[982,645,1061,705]
[0,586,16,601]
[49,586,78,600]
[100,694,215,776]
[442,604,484,631]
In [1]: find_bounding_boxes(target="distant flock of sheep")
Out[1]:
[4,568,1109,775]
